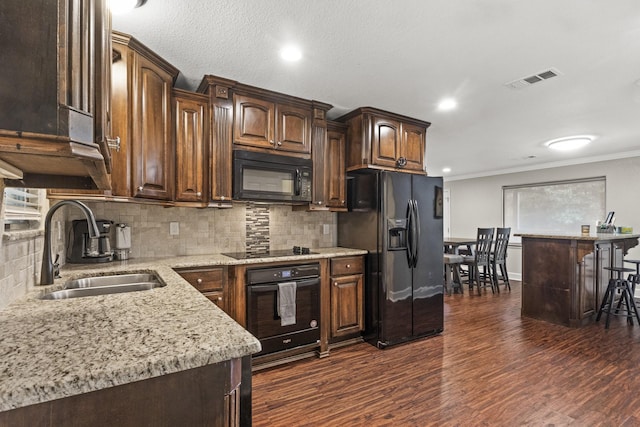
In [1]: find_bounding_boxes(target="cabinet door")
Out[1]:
[371,116,401,168]
[331,274,364,337]
[204,291,226,310]
[326,129,346,208]
[175,94,206,202]
[132,55,174,200]
[233,95,275,149]
[401,122,426,172]
[276,104,311,153]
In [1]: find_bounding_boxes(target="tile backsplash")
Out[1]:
[70,201,337,259]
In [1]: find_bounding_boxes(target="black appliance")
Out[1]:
[67,219,114,263]
[245,263,320,356]
[233,150,312,203]
[338,170,444,348]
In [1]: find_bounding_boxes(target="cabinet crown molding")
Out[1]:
[198,74,332,111]
[112,31,180,82]
[335,106,431,128]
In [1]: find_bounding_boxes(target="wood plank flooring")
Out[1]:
[252,281,640,426]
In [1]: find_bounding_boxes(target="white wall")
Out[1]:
[444,156,640,280]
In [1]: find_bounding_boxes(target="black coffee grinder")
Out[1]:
[67,219,114,263]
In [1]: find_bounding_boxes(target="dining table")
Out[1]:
[443,237,476,294]
[444,237,476,254]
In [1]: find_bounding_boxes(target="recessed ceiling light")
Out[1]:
[437,98,457,111]
[545,135,594,151]
[110,0,146,14]
[442,167,451,173]
[280,45,302,62]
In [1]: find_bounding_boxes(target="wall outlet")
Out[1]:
[323,224,330,235]
[169,222,180,236]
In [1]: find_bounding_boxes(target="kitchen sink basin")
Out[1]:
[40,273,164,300]
[65,273,159,289]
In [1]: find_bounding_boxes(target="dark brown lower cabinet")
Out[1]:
[0,358,248,427]
[329,256,364,341]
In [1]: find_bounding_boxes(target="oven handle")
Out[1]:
[248,277,320,292]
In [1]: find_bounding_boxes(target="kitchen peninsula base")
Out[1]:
[519,234,639,327]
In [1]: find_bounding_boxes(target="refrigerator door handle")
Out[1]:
[412,199,420,268]
[406,199,415,267]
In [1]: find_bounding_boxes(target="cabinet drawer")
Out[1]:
[330,256,363,276]
[177,268,224,293]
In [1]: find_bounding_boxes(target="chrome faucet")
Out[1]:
[40,200,100,285]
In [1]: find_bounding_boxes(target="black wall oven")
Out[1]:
[246,263,320,356]
[233,150,312,203]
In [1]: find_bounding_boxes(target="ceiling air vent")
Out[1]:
[505,68,561,89]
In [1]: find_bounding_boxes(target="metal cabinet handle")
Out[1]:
[107,136,121,152]
[196,192,202,197]
[277,141,282,146]
[346,264,351,268]
[196,278,203,284]
[396,157,407,167]
[137,186,143,191]
[334,282,338,286]
[217,296,223,301]
[269,139,275,145]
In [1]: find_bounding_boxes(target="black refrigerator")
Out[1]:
[338,170,444,348]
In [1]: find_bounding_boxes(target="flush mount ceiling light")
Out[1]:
[545,135,594,151]
[437,98,457,111]
[280,45,302,62]
[442,167,452,173]
[110,0,147,15]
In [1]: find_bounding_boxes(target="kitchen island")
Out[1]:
[0,247,364,426]
[519,233,640,327]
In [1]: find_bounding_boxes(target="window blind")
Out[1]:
[503,177,606,243]
[2,188,46,231]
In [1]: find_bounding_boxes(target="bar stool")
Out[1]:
[443,254,464,295]
[624,259,640,294]
[596,266,640,329]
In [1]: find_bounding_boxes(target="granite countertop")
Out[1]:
[0,247,367,412]
[516,233,640,242]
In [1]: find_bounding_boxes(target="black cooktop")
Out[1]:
[222,247,316,260]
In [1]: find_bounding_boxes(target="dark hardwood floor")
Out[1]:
[252,281,640,426]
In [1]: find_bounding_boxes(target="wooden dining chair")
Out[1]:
[491,227,511,292]
[462,227,495,295]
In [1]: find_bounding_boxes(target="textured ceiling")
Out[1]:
[113,0,640,180]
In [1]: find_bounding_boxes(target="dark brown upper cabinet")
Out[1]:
[0,0,112,189]
[111,31,179,201]
[337,107,431,174]
[173,89,208,204]
[234,94,312,155]
[326,122,347,210]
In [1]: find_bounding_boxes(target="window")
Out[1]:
[2,188,47,232]
[503,177,606,243]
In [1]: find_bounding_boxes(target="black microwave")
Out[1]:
[233,150,312,203]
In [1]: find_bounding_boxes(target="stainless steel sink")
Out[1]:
[41,273,164,300]
[65,273,159,289]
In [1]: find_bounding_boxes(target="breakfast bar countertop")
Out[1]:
[515,232,640,241]
[0,247,366,412]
